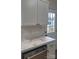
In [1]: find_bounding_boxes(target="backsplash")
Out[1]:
[21,25,47,40]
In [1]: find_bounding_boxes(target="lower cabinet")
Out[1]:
[22,45,47,59]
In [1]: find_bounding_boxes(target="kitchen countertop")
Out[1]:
[21,36,55,53]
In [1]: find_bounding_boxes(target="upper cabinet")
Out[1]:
[49,0,57,10]
[38,0,49,25]
[21,0,49,26]
[21,0,37,25]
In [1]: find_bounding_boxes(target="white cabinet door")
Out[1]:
[37,0,49,25]
[21,0,37,26]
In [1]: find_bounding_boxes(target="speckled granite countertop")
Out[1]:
[21,36,55,53]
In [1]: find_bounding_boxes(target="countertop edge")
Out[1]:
[21,38,55,53]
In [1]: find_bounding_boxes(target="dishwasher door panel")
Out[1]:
[27,50,47,59]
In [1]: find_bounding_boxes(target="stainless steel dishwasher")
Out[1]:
[22,45,47,59]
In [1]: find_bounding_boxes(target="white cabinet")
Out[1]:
[38,0,49,25]
[21,0,49,26]
[22,0,37,25]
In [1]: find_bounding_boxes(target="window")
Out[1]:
[47,12,55,33]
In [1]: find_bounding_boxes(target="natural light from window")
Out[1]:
[47,12,55,33]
